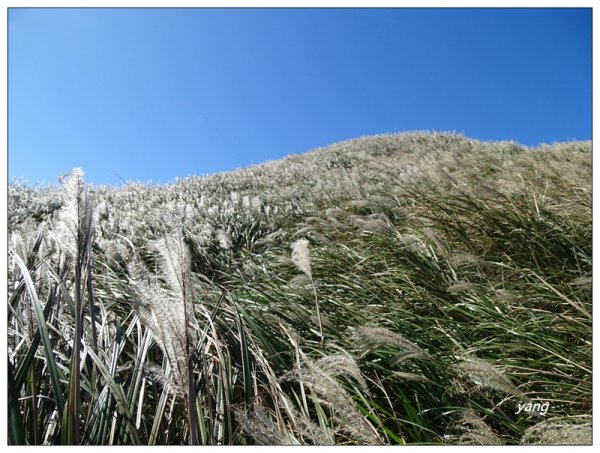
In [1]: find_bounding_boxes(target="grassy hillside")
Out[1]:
[7,132,592,445]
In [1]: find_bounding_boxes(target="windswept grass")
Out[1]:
[8,132,591,445]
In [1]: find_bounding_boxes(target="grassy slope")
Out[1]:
[7,132,592,445]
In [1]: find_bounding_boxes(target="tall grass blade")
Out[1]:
[14,287,57,392]
[11,251,65,420]
[7,358,26,445]
[85,348,141,444]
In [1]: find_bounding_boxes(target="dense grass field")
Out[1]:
[7,132,592,445]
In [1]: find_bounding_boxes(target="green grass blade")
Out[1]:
[85,348,142,444]
[7,358,27,445]
[14,287,57,392]
[11,252,65,419]
[46,265,76,318]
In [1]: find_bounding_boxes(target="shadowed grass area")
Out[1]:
[7,132,591,445]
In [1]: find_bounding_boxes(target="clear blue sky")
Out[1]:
[8,8,592,186]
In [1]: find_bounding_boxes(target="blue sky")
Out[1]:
[8,7,592,186]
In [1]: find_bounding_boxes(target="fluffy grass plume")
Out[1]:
[291,238,312,278]
[521,418,592,445]
[457,357,525,399]
[283,353,381,445]
[291,238,324,347]
[128,230,199,443]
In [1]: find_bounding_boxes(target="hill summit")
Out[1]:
[8,132,592,445]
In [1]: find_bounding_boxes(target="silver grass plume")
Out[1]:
[351,325,430,363]
[457,357,525,399]
[142,363,175,392]
[288,405,336,445]
[235,403,335,445]
[390,371,432,383]
[520,418,592,445]
[283,353,380,445]
[446,281,474,294]
[233,406,289,446]
[457,409,503,445]
[153,232,195,316]
[216,229,231,250]
[128,260,189,393]
[448,252,484,268]
[291,239,324,347]
[313,351,369,393]
[291,239,312,279]
[325,207,345,221]
[54,167,93,261]
[128,230,199,443]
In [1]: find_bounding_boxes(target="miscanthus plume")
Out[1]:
[128,230,197,395]
[291,239,323,346]
[53,167,93,260]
